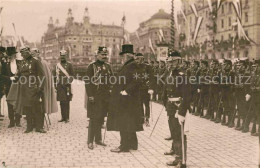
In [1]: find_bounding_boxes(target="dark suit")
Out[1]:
[1,59,22,126]
[107,58,144,150]
[54,61,74,121]
[85,60,113,144]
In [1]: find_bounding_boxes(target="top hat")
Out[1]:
[0,46,6,53]
[224,59,232,66]
[60,49,67,56]
[120,44,134,55]
[20,46,30,53]
[201,60,209,66]
[167,50,181,61]
[6,47,17,56]
[97,46,108,55]
[135,53,143,57]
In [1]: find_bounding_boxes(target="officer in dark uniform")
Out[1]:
[0,46,6,120]
[134,53,155,126]
[219,59,235,126]
[207,59,221,121]
[243,60,260,135]
[233,60,249,129]
[190,60,200,114]
[54,50,74,123]
[163,50,190,168]
[1,47,22,128]
[85,46,113,150]
[18,46,46,133]
[196,60,209,117]
[158,60,166,101]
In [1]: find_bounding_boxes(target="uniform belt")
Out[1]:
[168,97,181,102]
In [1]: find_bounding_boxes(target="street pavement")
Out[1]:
[0,80,258,168]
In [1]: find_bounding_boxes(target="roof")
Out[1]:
[150,9,171,20]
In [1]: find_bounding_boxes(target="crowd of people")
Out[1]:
[0,43,259,168]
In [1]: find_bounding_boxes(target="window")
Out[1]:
[113,39,116,42]
[164,31,167,35]
[74,45,76,48]
[245,0,249,6]
[221,19,224,28]
[229,2,232,11]
[86,30,88,34]
[228,52,232,58]
[221,35,224,41]
[228,34,231,39]
[221,53,225,59]
[244,50,249,57]
[222,5,224,14]
[245,30,249,37]
[155,32,157,35]
[228,17,231,26]
[245,12,248,22]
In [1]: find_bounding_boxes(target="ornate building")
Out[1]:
[130,9,173,61]
[41,7,124,66]
[177,0,260,60]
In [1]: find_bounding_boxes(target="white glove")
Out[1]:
[120,90,128,96]
[10,77,16,81]
[245,94,251,102]
[197,89,201,93]
[148,89,154,95]
[175,111,179,118]
[178,114,185,125]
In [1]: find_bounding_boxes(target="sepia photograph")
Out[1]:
[0,0,259,167]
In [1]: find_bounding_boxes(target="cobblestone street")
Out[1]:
[0,81,258,168]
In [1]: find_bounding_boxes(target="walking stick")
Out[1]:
[149,106,165,138]
[231,97,238,124]
[181,122,186,166]
[47,113,51,125]
[103,125,107,143]
[150,94,153,122]
[44,114,49,130]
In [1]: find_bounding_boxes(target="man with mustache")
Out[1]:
[54,50,74,123]
[85,46,113,150]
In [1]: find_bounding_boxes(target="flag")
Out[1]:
[159,29,164,40]
[149,38,155,55]
[116,44,120,51]
[180,8,187,22]
[0,7,3,15]
[207,0,213,12]
[190,3,198,17]
[158,33,162,42]
[135,31,140,42]
[55,33,59,39]
[19,36,24,48]
[0,27,3,36]
[121,14,126,26]
[217,0,221,9]
[193,17,203,42]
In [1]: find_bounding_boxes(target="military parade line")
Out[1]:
[0,44,259,168]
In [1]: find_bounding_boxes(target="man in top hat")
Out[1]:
[107,44,144,152]
[1,47,22,127]
[85,46,113,150]
[162,50,190,167]
[18,46,46,133]
[190,60,200,114]
[54,50,74,123]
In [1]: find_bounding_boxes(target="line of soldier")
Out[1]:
[149,56,260,139]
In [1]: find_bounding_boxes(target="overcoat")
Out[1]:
[107,59,144,132]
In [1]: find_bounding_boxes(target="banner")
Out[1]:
[207,0,213,12]
[149,38,155,55]
[193,17,203,42]
[190,3,198,17]
[159,29,164,40]
[135,31,140,42]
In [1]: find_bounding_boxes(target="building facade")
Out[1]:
[177,0,260,60]
[41,7,124,67]
[130,9,173,61]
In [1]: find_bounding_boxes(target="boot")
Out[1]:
[221,116,226,125]
[15,116,22,127]
[251,123,256,134]
[235,118,241,129]
[8,121,15,128]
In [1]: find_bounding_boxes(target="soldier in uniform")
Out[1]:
[218,60,235,126]
[85,46,113,150]
[134,53,155,126]
[18,46,46,133]
[158,60,166,101]
[233,60,249,129]
[243,60,260,135]
[190,60,200,114]
[195,60,209,117]
[207,59,221,121]
[1,47,22,128]
[107,44,144,153]
[163,50,190,167]
[0,46,6,120]
[54,50,74,123]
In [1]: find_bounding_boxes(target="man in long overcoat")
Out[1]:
[107,44,144,152]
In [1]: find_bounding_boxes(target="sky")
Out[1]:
[0,0,181,43]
